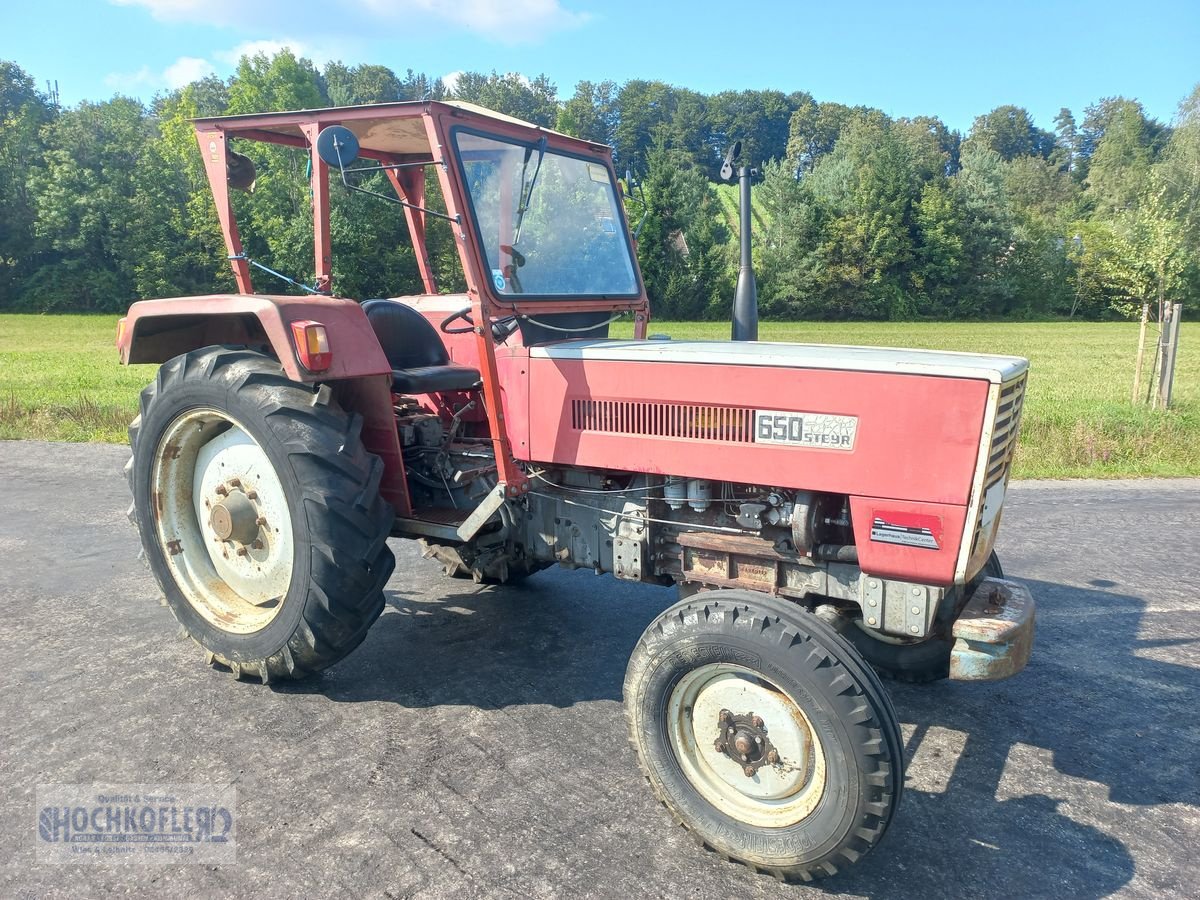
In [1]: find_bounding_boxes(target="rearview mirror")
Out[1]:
[226,150,257,193]
[316,125,360,168]
[720,140,742,181]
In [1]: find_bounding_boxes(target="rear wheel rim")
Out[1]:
[152,408,294,634]
[667,663,827,828]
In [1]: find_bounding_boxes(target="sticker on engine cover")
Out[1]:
[870,512,942,550]
[753,410,858,450]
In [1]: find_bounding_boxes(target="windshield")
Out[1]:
[453,130,640,298]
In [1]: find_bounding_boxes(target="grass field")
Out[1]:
[2,314,1196,479]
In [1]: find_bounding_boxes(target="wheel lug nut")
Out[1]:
[256,516,268,527]
[251,540,264,550]
[743,765,756,778]
[246,491,258,500]
[751,714,764,729]
[767,750,779,764]
[236,546,249,557]
[713,740,725,752]
[215,485,229,496]
[229,478,241,488]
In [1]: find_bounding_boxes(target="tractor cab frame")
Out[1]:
[123,100,650,519]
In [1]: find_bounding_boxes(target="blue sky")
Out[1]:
[2,0,1197,133]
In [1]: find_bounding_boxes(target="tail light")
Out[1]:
[290,320,332,372]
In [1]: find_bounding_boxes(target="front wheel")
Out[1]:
[624,589,903,881]
[127,346,395,681]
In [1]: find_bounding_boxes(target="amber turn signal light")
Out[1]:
[290,320,332,372]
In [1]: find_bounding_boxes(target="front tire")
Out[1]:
[127,346,395,681]
[624,589,903,881]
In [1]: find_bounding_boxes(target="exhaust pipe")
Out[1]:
[722,141,758,341]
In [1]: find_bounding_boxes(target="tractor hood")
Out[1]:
[528,339,1028,384]
[500,336,1030,585]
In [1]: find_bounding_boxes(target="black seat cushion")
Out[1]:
[362,299,480,394]
[389,365,481,394]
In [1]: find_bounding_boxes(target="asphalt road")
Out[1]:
[1,440,1198,899]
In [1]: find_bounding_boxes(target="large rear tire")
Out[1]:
[127,346,395,681]
[845,552,1004,684]
[624,589,903,882]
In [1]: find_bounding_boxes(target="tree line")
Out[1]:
[0,54,1196,321]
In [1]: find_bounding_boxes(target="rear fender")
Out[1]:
[119,294,411,516]
[118,294,391,383]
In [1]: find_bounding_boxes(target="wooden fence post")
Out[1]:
[1157,302,1183,409]
[1132,302,1150,404]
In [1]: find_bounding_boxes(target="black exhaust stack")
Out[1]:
[722,141,758,341]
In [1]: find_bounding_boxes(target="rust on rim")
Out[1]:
[151,408,295,634]
[667,663,827,828]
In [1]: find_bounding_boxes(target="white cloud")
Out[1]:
[103,37,343,98]
[105,55,214,93]
[104,66,157,92]
[215,38,307,65]
[214,37,343,68]
[163,56,216,88]
[110,0,590,42]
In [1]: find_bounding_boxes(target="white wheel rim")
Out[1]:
[152,408,294,634]
[667,663,827,828]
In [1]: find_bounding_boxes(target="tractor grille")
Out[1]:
[571,399,754,443]
[963,373,1028,579]
[986,376,1026,489]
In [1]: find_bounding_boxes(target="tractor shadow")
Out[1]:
[281,569,1197,898]
[818,575,1196,899]
[281,564,664,708]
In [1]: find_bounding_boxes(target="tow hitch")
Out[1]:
[950,577,1036,681]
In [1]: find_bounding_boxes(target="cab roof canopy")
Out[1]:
[193,99,598,159]
[189,98,640,312]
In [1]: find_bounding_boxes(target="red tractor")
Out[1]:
[118,100,1034,881]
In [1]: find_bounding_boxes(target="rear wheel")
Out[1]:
[625,589,903,881]
[845,552,1004,684]
[127,346,395,681]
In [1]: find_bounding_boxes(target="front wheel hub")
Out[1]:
[712,709,779,777]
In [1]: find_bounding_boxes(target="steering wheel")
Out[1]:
[440,307,520,342]
[440,307,476,334]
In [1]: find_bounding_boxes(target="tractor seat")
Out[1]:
[362,300,481,394]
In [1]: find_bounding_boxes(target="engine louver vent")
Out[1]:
[571,399,754,443]
[986,376,1026,488]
